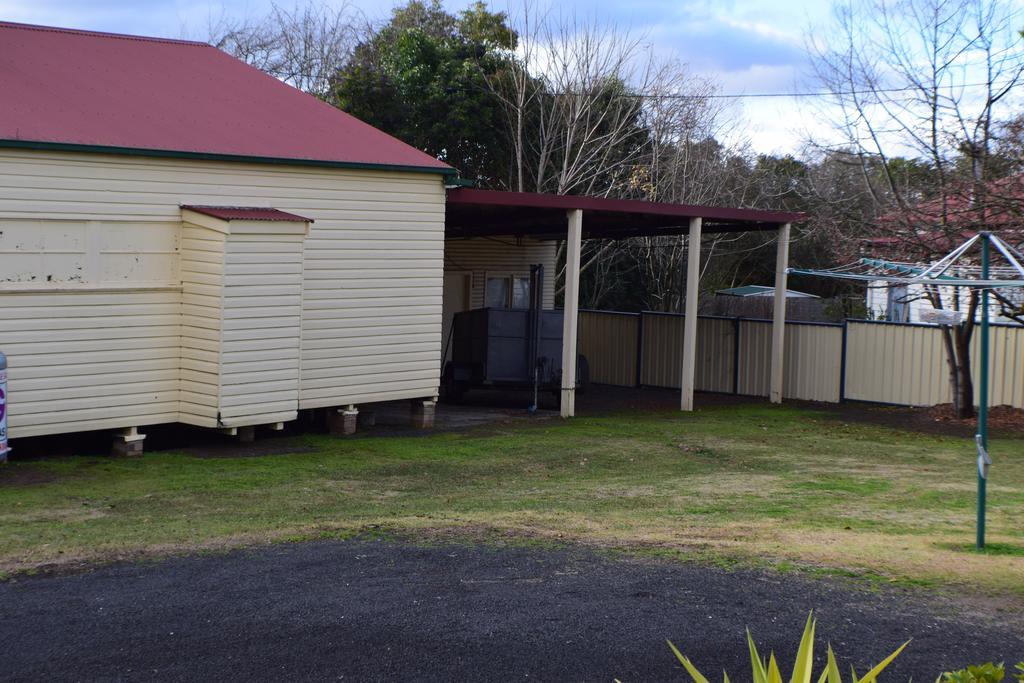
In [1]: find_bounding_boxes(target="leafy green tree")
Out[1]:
[334,1,518,182]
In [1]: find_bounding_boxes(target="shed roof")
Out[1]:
[182,206,313,222]
[0,21,452,175]
[445,188,804,238]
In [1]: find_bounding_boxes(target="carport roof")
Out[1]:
[445,188,805,239]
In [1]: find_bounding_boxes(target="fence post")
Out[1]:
[839,319,848,403]
[732,316,741,395]
[635,312,645,388]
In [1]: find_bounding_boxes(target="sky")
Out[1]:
[0,0,837,155]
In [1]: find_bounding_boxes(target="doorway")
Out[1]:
[442,272,471,363]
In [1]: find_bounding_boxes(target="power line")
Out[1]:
[550,80,1020,100]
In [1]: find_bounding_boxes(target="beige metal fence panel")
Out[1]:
[696,317,736,393]
[844,322,950,406]
[578,311,638,387]
[581,310,1023,409]
[973,324,1024,409]
[640,313,682,388]
[784,324,842,402]
[737,320,770,397]
[638,313,735,391]
[691,318,841,401]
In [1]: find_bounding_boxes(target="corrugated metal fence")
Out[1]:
[578,310,1024,408]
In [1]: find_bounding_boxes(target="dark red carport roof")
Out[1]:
[0,21,452,175]
[445,188,804,238]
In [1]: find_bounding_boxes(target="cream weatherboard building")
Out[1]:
[0,21,522,450]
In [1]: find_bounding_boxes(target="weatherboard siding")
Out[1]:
[0,288,182,438]
[218,224,305,426]
[0,148,446,438]
[444,237,557,309]
[178,224,225,427]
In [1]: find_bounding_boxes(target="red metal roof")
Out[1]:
[446,188,804,237]
[867,175,1024,257]
[0,22,452,174]
[182,205,313,222]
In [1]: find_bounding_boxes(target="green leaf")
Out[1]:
[824,646,842,683]
[768,654,784,683]
[939,662,1008,683]
[856,640,910,683]
[790,613,816,683]
[667,640,710,683]
[748,629,769,683]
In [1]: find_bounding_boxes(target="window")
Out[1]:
[887,284,909,322]
[511,276,531,308]
[485,274,532,309]
[485,277,510,308]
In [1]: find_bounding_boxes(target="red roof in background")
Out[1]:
[0,22,452,174]
[866,175,1024,255]
[182,205,313,222]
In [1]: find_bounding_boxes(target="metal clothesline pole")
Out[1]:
[977,233,990,550]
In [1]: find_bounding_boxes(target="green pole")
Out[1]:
[977,233,990,550]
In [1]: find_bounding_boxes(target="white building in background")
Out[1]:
[866,267,1024,324]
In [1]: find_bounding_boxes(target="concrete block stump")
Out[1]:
[357,410,376,428]
[327,406,359,436]
[410,399,436,429]
[111,427,146,457]
[237,426,256,443]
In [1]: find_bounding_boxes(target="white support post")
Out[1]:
[770,223,791,404]
[561,209,583,418]
[680,217,702,411]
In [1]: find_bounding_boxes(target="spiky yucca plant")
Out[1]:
[667,613,909,683]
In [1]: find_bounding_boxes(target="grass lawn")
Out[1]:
[1,402,1022,595]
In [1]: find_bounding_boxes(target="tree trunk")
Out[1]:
[953,327,975,419]
[939,325,960,414]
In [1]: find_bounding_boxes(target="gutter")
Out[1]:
[0,139,457,177]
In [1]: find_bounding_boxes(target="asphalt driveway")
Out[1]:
[1,539,1021,681]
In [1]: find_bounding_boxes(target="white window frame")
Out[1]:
[484,271,532,309]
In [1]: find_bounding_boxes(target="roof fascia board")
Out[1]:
[0,139,456,176]
[446,188,805,224]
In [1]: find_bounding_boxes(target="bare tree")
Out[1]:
[208,2,367,99]
[485,4,756,306]
[622,79,762,312]
[487,7,655,197]
[807,0,1024,417]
